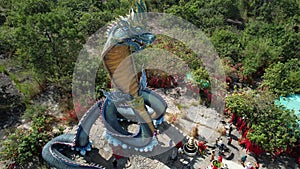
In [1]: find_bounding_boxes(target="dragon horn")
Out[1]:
[131,0,146,13]
[136,0,146,13]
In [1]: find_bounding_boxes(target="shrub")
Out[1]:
[0,106,61,167]
[262,59,300,96]
[225,90,300,152]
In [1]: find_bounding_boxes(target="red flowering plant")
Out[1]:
[60,93,95,125]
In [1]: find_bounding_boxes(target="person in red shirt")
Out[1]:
[218,155,223,163]
[197,140,207,155]
[255,162,259,169]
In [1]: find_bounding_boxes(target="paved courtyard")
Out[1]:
[66,89,299,169]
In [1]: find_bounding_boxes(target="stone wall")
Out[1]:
[0,73,25,129]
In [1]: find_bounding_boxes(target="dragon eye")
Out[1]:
[135,26,143,33]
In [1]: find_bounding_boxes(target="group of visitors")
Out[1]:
[240,155,259,169]
[205,121,261,169]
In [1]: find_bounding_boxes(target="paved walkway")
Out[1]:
[66,89,299,169]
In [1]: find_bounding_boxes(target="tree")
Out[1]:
[1,0,124,91]
[226,90,300,152]
[166,0,241,33]
[211,29,242,63]
[241,37,280,76]
[262,59,300,96]
[238,0,300,23]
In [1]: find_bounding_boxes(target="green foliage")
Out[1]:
[0,64,7,74]
[9,68,44,102]
[191,67,209,88]
[1,0,299,165]
[145,0,181,12]
[0,26,12,55]
[247,95,300,151]
[166,0,234,32]
[225,92,254,117]
[21,105,47,121]
[241,37,280,76]
[95,66,110,99]
[150,34,203,70]
[211,29,242,63]
[242,21,299,62]
[226,90,300,152]
[166,0,241,33]
[239,0,300,23]
[1,0,125,92]
[175,103,187,110]
[262,59,300,96]
[4,0,79,88]
[1,106,60,166]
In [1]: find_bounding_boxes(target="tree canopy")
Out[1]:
[0,0,299,166]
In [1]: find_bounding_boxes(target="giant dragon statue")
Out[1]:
[42,1,167,168]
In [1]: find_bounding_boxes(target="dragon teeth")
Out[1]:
[86,145,92,151]
[122,144,128,149]
[113,141,118,147]
[80,149,86,156]
[120,16,126,21]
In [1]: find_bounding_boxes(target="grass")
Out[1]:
[0,64,8,74]
[191,101,199,106]
[175,103,188,110]
[1,58,45,102]
[21,105,47,122]
[0,105,62,168]
[9,69,45,103]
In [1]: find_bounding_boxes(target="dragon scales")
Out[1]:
[42,1,167,168]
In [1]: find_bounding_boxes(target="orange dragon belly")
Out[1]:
[103,45,155,133]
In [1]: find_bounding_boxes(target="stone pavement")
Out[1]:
[65,89,299,169]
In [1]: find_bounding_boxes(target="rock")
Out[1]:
[0,73,25,129]
[0,54,5,60]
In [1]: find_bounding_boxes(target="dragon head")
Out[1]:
[106,0,155,51]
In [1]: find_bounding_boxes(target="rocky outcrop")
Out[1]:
[0,73,25,129]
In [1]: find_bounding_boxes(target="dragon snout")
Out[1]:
[141,33,156,44]
[128,33,156,51]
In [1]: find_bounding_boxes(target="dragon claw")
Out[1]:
[80,149,86,156]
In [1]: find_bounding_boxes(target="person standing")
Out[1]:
[229,123,233,136]
[227,136,233,145]
[255,161,260,169]
[241,155,247,167]
[178,147,183,154]
[212,165,218,169]
[218,155,223,163]
[218,138,224,150]
[112,158,117,169]
[210,150,215,162]
[153,131,157,139]
[169,139,173,147]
